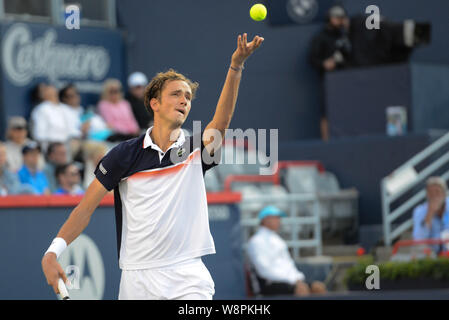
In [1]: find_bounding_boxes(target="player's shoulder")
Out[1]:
[105,134,145,162]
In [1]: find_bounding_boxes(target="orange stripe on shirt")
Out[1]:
[129,149,200,179]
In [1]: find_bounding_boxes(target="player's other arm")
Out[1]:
[203,33,264,153]
[41,178,108,294]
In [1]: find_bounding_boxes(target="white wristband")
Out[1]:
[45,237,67,259]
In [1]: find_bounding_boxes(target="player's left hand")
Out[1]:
[231,33,264,68]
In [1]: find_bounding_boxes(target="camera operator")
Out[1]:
[309,5,352,74]
[309,5,352,140]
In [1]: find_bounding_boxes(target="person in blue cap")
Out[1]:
[247,206,327,297]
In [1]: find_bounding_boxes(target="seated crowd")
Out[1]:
[0,72,152,196]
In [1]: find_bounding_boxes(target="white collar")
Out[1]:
[143,126,186,153]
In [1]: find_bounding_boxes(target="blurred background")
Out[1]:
[1,0,449,300]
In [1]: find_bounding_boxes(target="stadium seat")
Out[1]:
[284,166,320,194]
[258,184,290,213]
[233,184,265,213]
[317,172,340,193]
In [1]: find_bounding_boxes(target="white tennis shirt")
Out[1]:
[95,127,217,270]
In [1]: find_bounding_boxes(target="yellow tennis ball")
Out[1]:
[250,4,267,21]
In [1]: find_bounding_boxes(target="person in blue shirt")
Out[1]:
[53,163,84,195]
[0,142,34,195]
[17,141,50,195]
[413,177,449,253]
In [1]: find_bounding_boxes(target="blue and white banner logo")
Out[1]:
[286,0,319,24]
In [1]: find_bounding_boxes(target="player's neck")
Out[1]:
[150,124,181,153]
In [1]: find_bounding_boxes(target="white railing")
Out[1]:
[381,131,449,246]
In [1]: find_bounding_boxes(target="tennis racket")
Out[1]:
[58,278,70,300]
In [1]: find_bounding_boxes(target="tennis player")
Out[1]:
[42,33,264,300]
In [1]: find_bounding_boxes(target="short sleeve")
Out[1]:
[94,142,134,191]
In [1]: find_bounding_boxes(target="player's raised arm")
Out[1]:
[203,33,264,152]
[41,178,108,294]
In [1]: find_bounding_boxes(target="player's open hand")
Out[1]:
[231,33,264,68]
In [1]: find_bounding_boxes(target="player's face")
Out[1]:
[157,80,192,128]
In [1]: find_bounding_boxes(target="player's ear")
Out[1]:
[150,97,159,112]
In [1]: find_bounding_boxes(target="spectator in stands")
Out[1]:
[4,116,44,173]
[59,83,91,163]
[98,79,140,141]
[309,5,351,74]
[18,141,50,195]
[309,5,352,141]
[0,142,34,195]
[413,177,449,253]
[54,163,84,195]
[126,72,153,131]
[59,84,86,139]
[30,84,77,151]
[30,82,48,106]
[43,142,69,193]
[82,142,108,190]
[247,206,327,297]
[29,82,48,119]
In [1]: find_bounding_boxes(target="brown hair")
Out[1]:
[144,69,199,115]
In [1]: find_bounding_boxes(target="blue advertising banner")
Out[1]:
[0,202,245,300]
[0,22,125,139]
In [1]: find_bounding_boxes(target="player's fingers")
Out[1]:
[247,36,256,49]
[251,36,261,50]
[243,33,248,49]
[59,270,68,285]
[237,34,242,50]
[254,38,264,50]
[55,261,69,284]
[49,276,60,294]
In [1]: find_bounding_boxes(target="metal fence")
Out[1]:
[382,131,449,246]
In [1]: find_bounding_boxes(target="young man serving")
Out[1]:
[42,33,264,300]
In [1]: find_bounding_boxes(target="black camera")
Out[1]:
[349,15,432,67]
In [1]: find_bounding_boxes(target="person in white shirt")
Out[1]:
[247,206,327,297]
[30,85,75,151]
[59,84,85,140]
